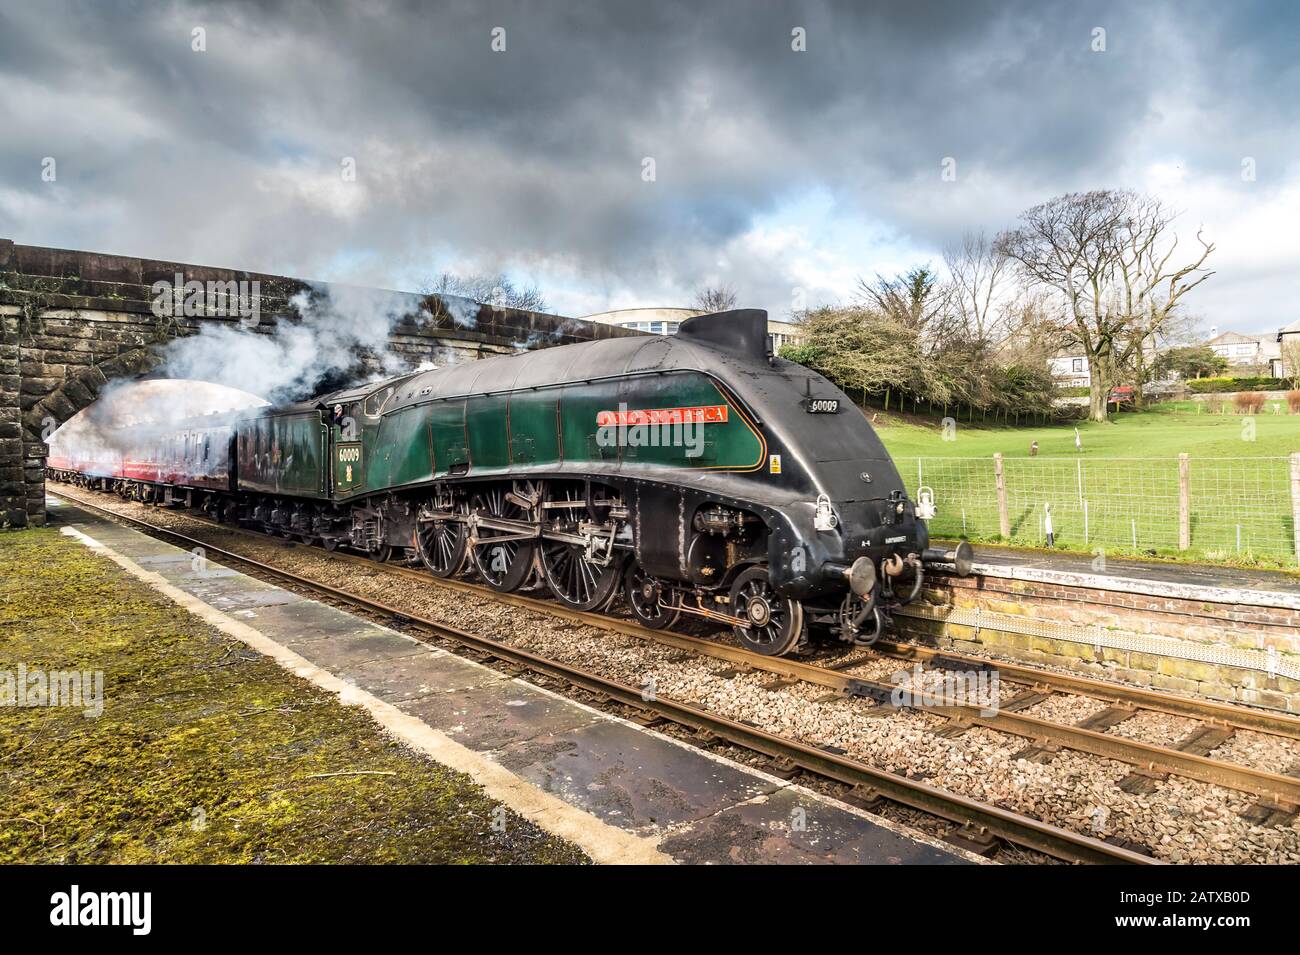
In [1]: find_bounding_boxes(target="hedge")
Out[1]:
[1187,376,1291,393]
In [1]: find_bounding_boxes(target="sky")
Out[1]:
[1,0,1298,333]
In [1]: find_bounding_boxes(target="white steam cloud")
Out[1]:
[47,283,450,467]
[161,282,418,404]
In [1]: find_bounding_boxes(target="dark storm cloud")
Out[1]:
[0,0,1295,322]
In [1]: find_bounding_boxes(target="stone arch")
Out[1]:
[5,347,165,528]
[22,347,164,445]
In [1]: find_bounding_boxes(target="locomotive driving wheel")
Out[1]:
[469,484,536,592]
[624,562,681,630]
[729,566,805,657]
[414,494,468,578]
[538,482,622,610]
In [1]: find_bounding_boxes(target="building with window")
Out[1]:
[579,307,803,352]
[1204,330,1282,374]
[579,307,693,336]
[1049,353,1090,387]
[1275,319,1300,378]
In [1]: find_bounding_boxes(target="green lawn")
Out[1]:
[874,402,1300,459]
[0,528,590,864]
[868,404,1300,567]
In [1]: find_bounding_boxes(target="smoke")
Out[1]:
[47,283,426,467]
[160,282,418,404]
[47,380,269,472]
[438,294,480,331]
[516,317,585,350]
[47,284,496,471]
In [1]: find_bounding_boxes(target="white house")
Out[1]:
[1049,353,1090,387]
[580,307,803,351]
[1205,329,1282,374]
[1276,318,1300,377]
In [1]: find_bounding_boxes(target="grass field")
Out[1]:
[0,528,589,864]
[869,403,1300,567]
[874,402,1300,459]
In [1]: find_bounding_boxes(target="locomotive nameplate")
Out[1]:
[804,398,840,414]
[595,404,729,427]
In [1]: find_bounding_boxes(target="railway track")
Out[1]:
[271,535,1300,819]
[251,521,1300,810]
[52,485,1162,865]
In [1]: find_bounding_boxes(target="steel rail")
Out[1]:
[871,638,1300,740]
[236,516,1300,804]
[53,489,1155,865]
[56,486,1300,804]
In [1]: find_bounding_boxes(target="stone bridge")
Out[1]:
[0,239,636,527]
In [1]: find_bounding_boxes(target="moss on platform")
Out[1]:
[0,527,589,864]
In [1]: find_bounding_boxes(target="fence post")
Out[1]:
[1178,452,1190,551]
[1291,452,1300,563]
[993,453,1010,538]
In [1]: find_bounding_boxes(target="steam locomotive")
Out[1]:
[47,309,971,656]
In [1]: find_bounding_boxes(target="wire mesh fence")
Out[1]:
[896,454,1300,564]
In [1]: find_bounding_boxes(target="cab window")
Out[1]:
[364,387,394,417]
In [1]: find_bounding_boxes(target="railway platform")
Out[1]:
[910,540,1300,713]
[47,497,976,866]
[964,543,1300,607]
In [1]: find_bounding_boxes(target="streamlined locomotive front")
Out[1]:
[700,319,972,650]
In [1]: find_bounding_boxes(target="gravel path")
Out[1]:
[52,487,1300,863]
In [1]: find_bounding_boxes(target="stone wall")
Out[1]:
[0,239,638,527]
[895,570,1300,712]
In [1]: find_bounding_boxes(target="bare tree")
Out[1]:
[426,271,549,313]
[944,231,1013,340]
[1281,337,1300,385]
[853,266,952,338]
[692,285,738,313]
[997,190,1214,422]
[1109,196,1215,407]
[994,289,1070,368]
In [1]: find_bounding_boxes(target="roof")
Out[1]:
[1277,318,1300,340]
[1205,331,1263,346]
[376,310,774,414]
